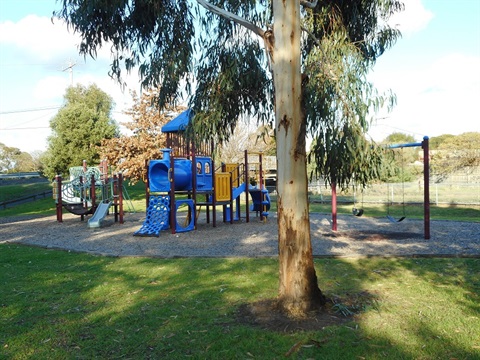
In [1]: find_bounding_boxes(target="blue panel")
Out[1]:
[175,199,195,232]
[195,156,213,191]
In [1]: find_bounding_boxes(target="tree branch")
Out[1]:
[300,0,318,9]
[195,0,274,67]
[196,0,265,38]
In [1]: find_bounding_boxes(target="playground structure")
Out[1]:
[53,160,133,228]
[134,109,271,237]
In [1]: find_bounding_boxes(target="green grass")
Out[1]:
[0,182,52,203]
[307,201,480,222]
[0,182,148,218]
[1,245,479,359]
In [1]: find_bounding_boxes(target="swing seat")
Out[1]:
[386,215,406,223]
[352,208,364,217]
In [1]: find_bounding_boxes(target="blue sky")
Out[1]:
[0,0,479,153]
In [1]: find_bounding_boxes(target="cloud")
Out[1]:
[0,14,117,64]
[0,14,143,153]
[425,53,480,92]
[369,53,480,141]
[388,0,434,37]
[0,15,79,62]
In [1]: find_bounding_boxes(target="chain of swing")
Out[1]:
[352,147,407,222]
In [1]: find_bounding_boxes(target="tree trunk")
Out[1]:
[272,0,326,316]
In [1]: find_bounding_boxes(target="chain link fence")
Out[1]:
[308,180,480,206]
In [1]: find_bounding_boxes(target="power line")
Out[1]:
[0,106,61,115]
[0,126,50,130]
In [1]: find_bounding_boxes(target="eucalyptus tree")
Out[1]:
[55,0,403,316]
[305,2,401,192]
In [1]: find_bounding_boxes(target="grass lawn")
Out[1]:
[1,180,479,358]
[1,244,479,359]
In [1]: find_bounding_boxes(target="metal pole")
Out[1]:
[423,136,430,239]
[56,175,63,222]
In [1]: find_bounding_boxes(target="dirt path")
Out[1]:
[1,211,479,258]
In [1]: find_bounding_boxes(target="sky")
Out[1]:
[0,0,479,154]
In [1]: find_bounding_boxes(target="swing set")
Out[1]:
[352,183,364,217]
[349,136,431,240]
[387,136,431,239]
[386,147,406,223]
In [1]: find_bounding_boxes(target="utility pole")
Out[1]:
[62,60,76,86]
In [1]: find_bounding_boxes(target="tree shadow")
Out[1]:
[1,244,478,359]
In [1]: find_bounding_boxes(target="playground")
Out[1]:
[2,110,475,258]
[1,210,478,258]
[51,109,272,236]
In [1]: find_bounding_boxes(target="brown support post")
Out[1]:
[191,145,197,229]
[145,159,150,210]
[170,152,176,234]
[259,152,264,222]
[90,174,96,214]
[118,172,124,224]
[229,166,234,224]
[205,193,210,223]
[332,181,337,231]
[423,136,430,239]
[212,158,217,227]
[56,175,63,222]
[80,175,85,221]
[113,173,119,223]
[221,163,228,223]
[245,150,250,223]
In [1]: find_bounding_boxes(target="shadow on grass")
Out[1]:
[1,244,478,359]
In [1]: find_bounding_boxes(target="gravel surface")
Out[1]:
[1,211,479,258]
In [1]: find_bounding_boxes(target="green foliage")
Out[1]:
[53,0,406,191]
[0,143,40,173]
[189,32,273,144]
[54,0,195,108]
[54,0,272,146]
[309,126,395,190]
[383,132,416,145]
[429,132,480,182]
[54,1,403,151]
[429,134,455,149]
[41,84,119,179]
[304,1,402,190]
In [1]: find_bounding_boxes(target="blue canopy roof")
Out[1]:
[161,109,193,133]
